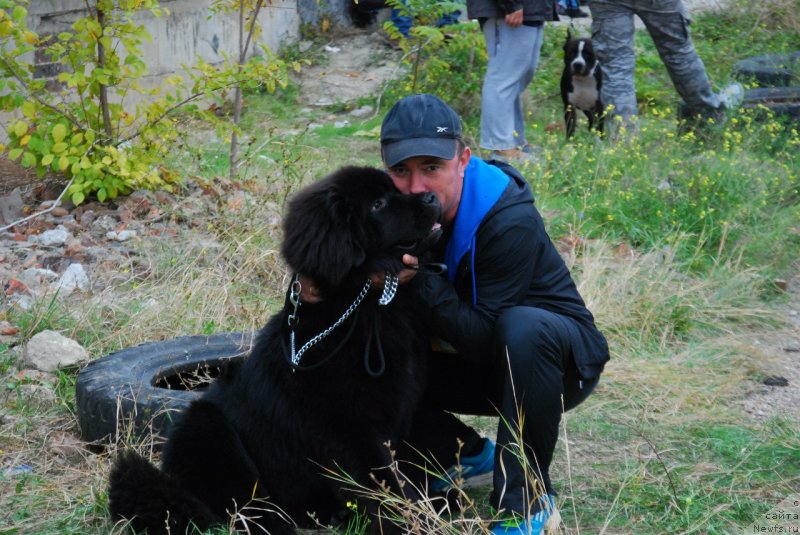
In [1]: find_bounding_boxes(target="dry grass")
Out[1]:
[2,220,789,534]
[76,207,288,358]
[577,237,776,340]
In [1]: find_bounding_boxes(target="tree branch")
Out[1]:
[96,5,114,140]
[113,79,249,147]
[0,55,84,130]
[241,0,266,64]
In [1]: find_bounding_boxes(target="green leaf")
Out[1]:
[21,101,36,118]
[41,154,54,166]
[52,142,68,154]
[27,135,43,152]
[58,156,70,171]
[71,191,86,206]
[8,148,22,161]
[52,123,67,143]
[21,151,37,168]
[13,121,27,137]
[11,5,27,21]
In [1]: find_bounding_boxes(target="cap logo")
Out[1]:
[436,126,448,133]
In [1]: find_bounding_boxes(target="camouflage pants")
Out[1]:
[587,0,721,127]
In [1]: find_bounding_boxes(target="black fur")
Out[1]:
[561,31,604,139]
[108,167,442,534]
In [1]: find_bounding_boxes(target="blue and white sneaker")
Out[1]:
[429,437,495,493]
[490,494,561,535]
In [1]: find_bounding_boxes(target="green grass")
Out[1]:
[552,410,799,533]
[546,329,800,532]
[529,112,800,274]
[2,0,800,533]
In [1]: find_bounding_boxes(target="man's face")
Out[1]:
[384,146,471,225]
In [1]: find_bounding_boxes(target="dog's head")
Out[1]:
[563,31,597,77]
[282,166,442,293]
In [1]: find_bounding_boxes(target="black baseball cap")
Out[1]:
[380,94,462,168]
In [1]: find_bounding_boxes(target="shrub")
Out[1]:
[0,0,300,204]
[380,0,484,121]
[0,0,181,204]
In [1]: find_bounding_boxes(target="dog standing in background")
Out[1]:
[561,31,604,139]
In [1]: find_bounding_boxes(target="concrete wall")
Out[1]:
[0,0,301,140]
[27,0,301,81]
[296,0,353,28]
[1,0,352,145]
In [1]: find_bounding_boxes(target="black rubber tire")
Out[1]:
[742,86,800,124]
[734,52,800,87]
[75,332,253,444]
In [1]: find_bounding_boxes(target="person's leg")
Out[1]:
[490,307,599,514]
[588,0,638,132]
[512,24,544,150]
[636,0,720,117]
[399,352,498,484]
[480,20,543,151]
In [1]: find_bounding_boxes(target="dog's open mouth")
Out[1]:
[395,222,442,251]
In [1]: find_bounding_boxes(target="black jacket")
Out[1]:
[467,0,556,22]
[411,160,609,379]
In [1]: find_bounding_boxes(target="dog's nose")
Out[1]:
[421,192,437,205]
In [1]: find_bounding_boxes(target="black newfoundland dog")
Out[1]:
[108,166,442,534]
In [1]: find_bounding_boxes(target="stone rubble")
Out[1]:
[0,176,277,331]
[1,186,181,315]
[21,329,89,372]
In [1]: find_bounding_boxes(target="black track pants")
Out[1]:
[402,306,600,513]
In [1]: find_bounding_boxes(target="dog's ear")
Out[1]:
[281,177,367,290]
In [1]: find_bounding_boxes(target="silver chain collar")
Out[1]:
[289,271,399,368]
[379,272,399,305]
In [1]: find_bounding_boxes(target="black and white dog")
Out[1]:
[560,31,604,139]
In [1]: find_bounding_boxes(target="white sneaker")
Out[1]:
[719,82,744,110]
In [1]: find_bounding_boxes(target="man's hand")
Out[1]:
[301,255,420,304]
[505,8,523,27]
[399,254,420,284]
[369,254,420,287]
